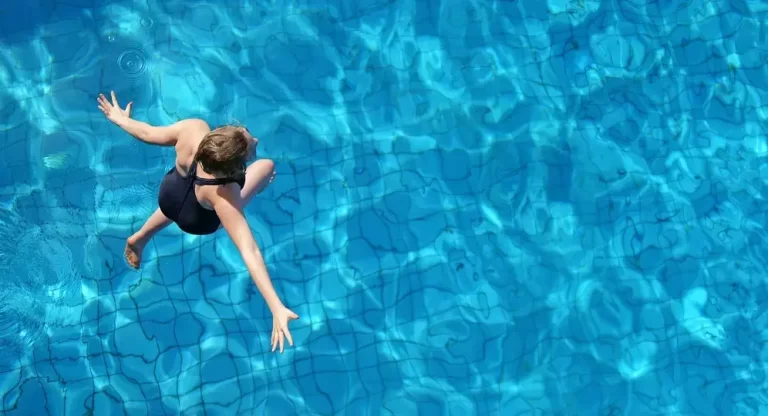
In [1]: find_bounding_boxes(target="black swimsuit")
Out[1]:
[158,163,245,235]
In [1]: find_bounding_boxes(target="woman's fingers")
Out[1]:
[281,326,294,347]
[110,91,119,107]
[271,328,277,352]
[97,94,114,117]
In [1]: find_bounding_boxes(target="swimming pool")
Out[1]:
[1,0,767,414]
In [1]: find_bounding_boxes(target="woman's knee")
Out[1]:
[248,158,275,175]
[260,158,275,172]
[241,158,276,202]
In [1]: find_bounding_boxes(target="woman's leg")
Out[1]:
[125,208,172,269]
[240,159,276,206]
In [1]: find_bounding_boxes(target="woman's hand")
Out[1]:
[271,306,299,353]
[97,91,133,124]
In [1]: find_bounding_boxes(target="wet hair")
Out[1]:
[194,125,250,177]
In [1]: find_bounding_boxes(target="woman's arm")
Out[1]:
[210,180,299,353]
[211,186,285,313]
[113,117,209,147]
[98,91,208,146]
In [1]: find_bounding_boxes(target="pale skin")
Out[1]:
[97,91,298,353]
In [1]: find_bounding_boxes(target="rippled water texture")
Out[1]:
[117,48,149,77]
[1,0,768,415]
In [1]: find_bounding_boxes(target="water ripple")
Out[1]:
[117,47,149,77]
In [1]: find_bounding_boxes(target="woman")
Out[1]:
[97,91,298,353]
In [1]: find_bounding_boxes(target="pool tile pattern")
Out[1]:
[1,0,768,415]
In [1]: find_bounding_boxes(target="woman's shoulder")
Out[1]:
[175,119,211,144]
[173,122,210,156]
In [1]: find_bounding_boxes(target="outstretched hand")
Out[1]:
[271,306,299,354]
[97,91,133,124]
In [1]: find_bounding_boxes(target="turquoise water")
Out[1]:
[1,0,767,414]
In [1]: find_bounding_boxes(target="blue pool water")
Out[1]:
[2,0,768,414]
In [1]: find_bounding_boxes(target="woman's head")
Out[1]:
[194,125,257,177]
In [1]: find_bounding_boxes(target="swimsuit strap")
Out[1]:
[193,176,240,186]
[189,162,245,186]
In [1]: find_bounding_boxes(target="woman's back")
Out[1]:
[157,162,243,235]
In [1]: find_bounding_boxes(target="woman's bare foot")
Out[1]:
[124,235,146,269]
